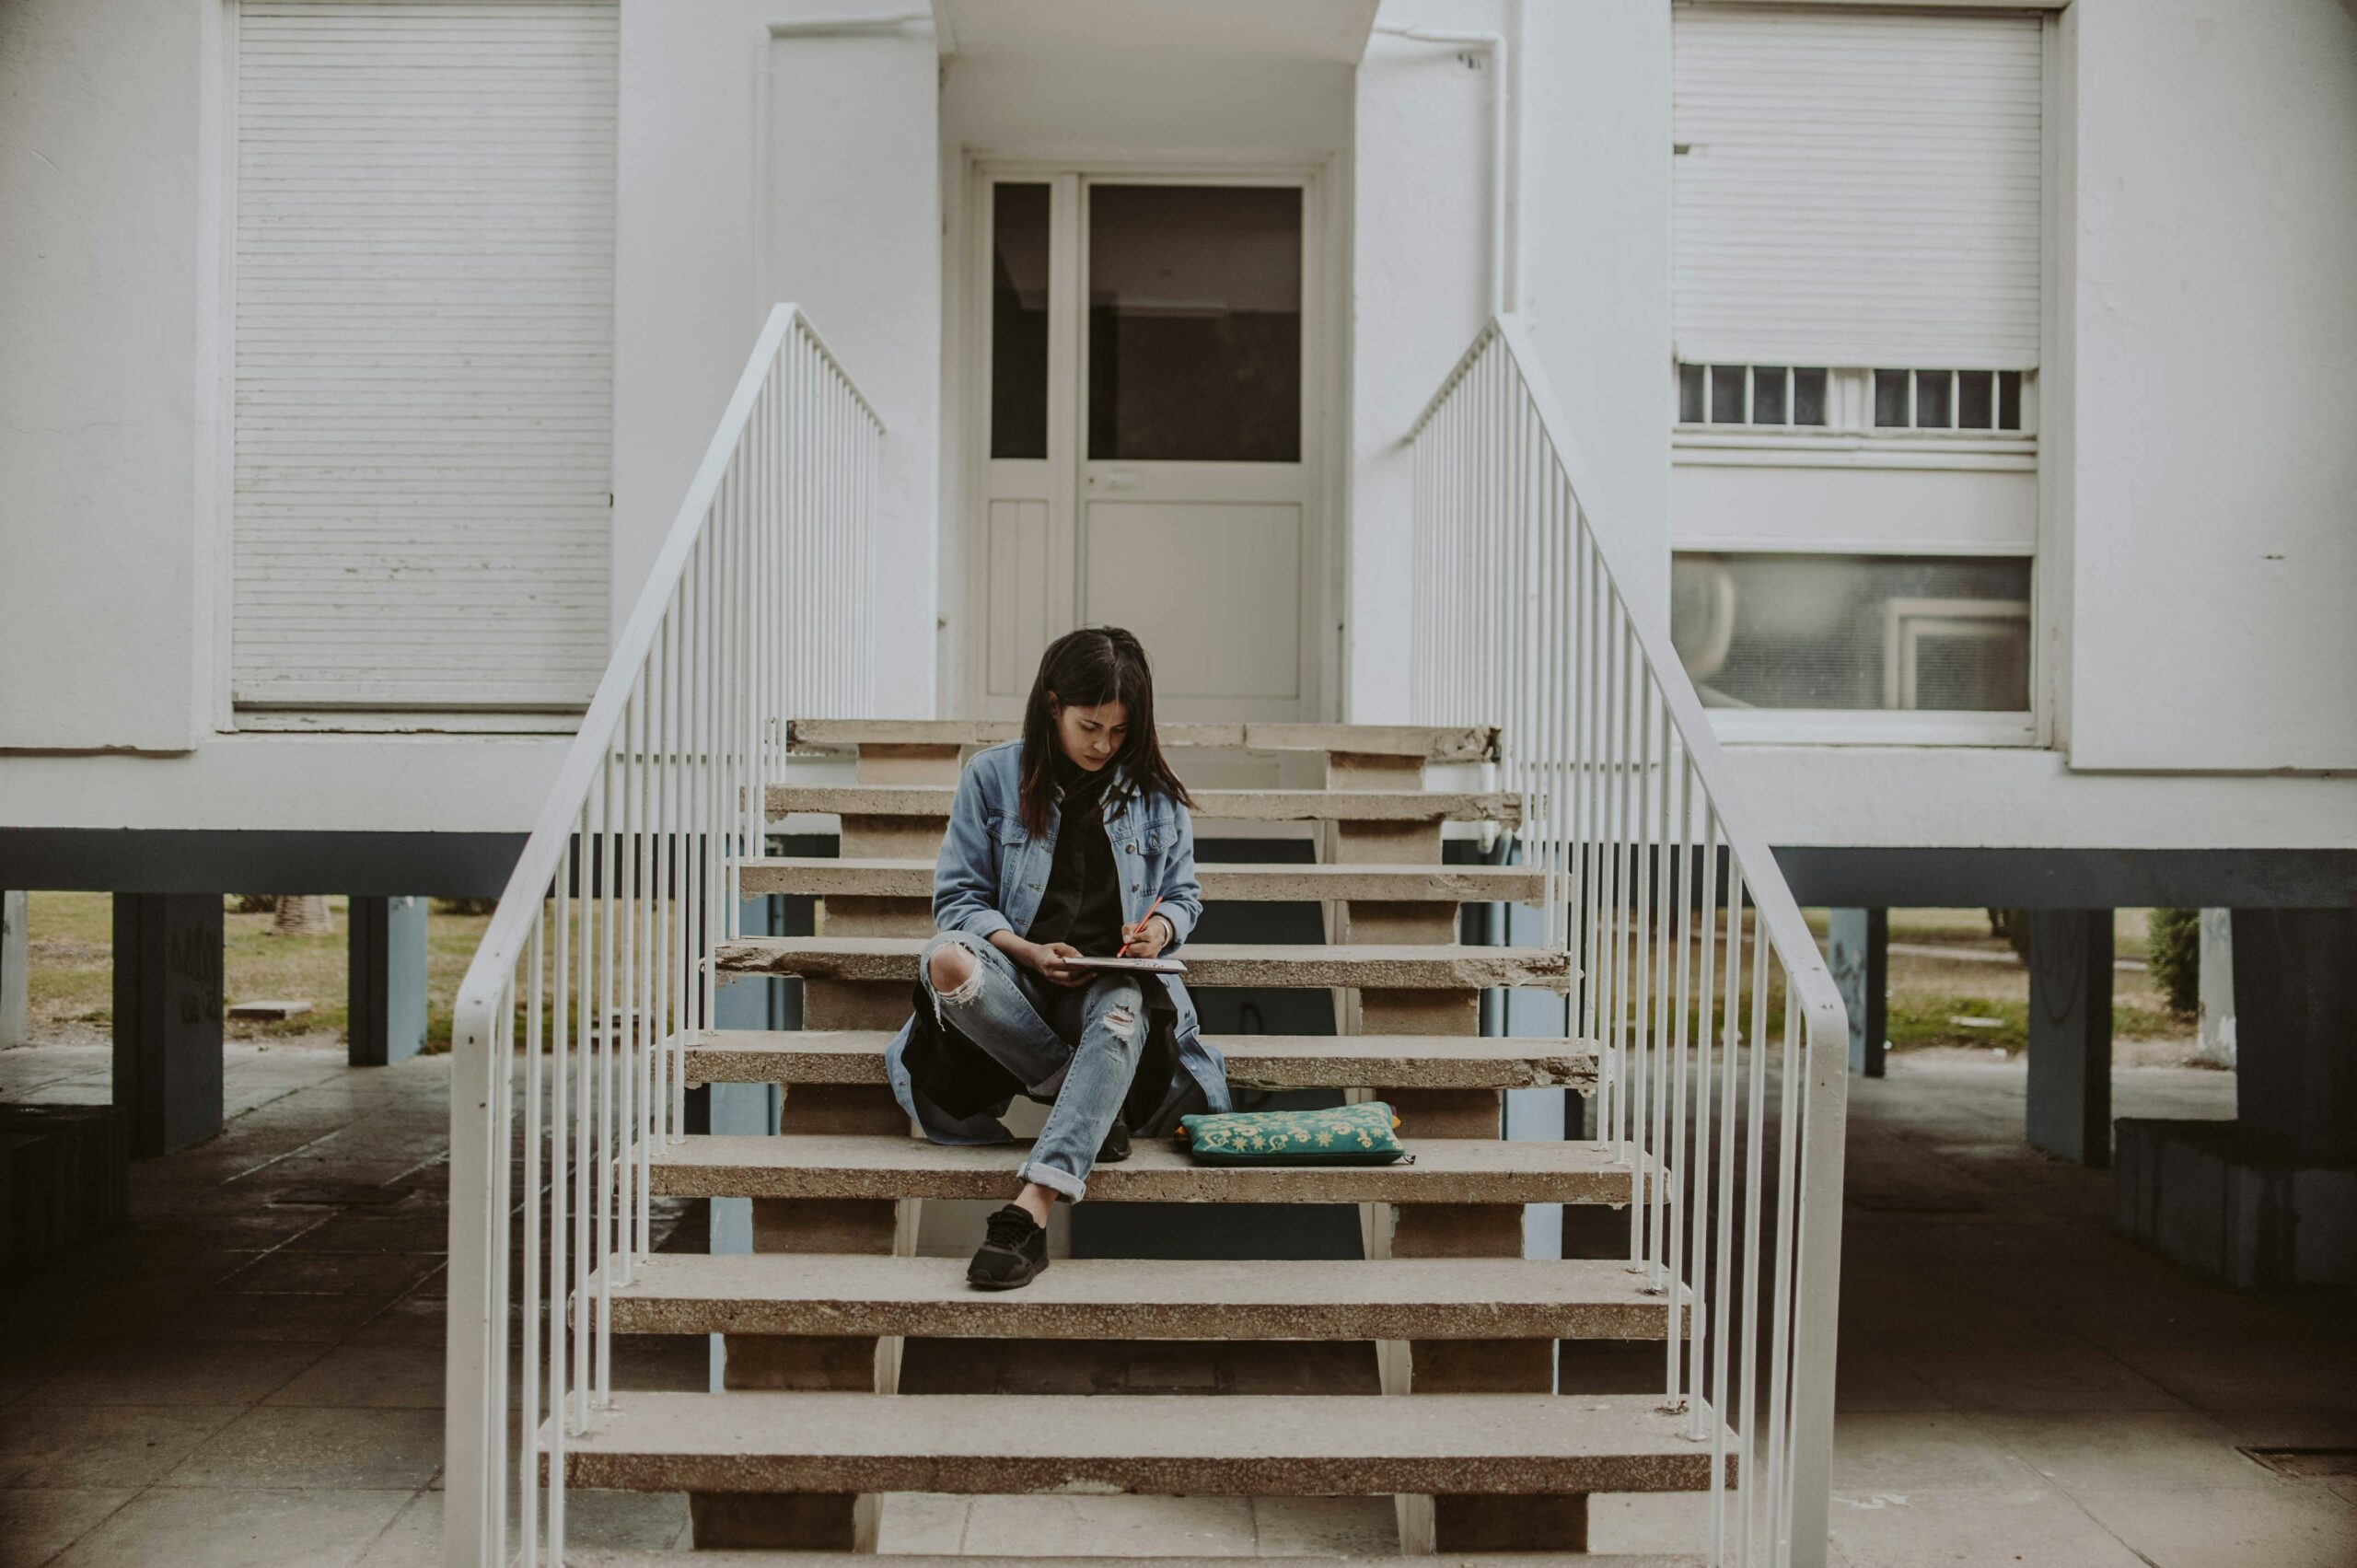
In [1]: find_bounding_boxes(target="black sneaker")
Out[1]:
[967,1203,1048,1290]
[1097,1117,1132,1164]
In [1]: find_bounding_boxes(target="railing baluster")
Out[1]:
[1737,900,1771,1565]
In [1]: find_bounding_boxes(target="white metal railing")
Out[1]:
[444,305,880,1567]
[1410,317,1850,1568]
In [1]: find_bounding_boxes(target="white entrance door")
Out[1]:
[969,172,1316,720]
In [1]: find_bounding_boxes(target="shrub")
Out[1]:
[2148,907,2200,1017]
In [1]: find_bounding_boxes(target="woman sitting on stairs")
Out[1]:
[882,627,1231,1291]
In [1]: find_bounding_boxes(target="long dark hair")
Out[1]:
[1018,626,1193,836]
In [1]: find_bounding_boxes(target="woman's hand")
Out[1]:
[1120,913,1174,960]
[994,933,1088,987]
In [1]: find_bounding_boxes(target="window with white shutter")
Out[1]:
[230,0,618,716]
[1672,4,2044,371]
[1668,5,2048,738]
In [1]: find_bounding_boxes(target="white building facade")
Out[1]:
[4,0,2352,886]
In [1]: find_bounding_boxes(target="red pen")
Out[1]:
[1124,892,1164,955]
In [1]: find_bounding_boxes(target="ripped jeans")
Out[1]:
[920,930,1145,1202]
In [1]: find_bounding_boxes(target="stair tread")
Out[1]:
[715,936,1573,992]
[766,784,1520,824]
[651,1133,1641,1204]
[679,1028,1598,1089]
[601,1253,1673,1341]
[551,1390,1730,1496]
[738,856,1550,901]
[574,1553,1702,1568]
[787,718,1501,760]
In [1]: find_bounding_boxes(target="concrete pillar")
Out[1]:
[2026,909,2113,1167]
[2231,908,2357,1164]
[347,896,427,1066]
[2196,909,2236,1067]
[111,893,225,1156]
[2116,909,2357,1288]
[1,890,28,1048]
[1829,908,1888,1078]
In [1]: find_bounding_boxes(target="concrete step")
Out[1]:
[598,1253,1673,1342]
[788,718,1501,761]
[765,784,1521,826]
[574,1553,1703,1568]
[650,1133,1638,1205]
[678,1028,1598,1092]
[552,1390,1727,1497]
[714,936,1573,993]
[737,855,1549,903]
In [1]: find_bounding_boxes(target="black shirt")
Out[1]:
[1025,755,1127,957]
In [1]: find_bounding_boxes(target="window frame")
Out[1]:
[1666,5,2067,750]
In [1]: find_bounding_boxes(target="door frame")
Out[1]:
[950,150,1338,722]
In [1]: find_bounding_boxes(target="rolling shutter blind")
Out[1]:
[232,0,617,712]
[1673,6,2043,370]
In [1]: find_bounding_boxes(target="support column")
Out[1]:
[2195,909,2236,1068]
[2117,909,2357,1289]
[1829,908,1888,1078]
[2231,909,2357,1165]
[1,890,27,1048]
[347,896,427,1066]
[111,893,225,1156]
[2026,909,2112,1167]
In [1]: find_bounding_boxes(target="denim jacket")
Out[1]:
[882,739,1233,1142]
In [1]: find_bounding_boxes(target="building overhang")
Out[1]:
[930,0,1378,65]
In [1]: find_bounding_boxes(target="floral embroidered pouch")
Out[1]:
[1176,1101,1410,1166]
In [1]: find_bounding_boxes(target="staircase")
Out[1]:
[569,719,1715,1557]
[446,310,1848,1568]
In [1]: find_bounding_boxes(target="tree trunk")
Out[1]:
[270,896,332,936]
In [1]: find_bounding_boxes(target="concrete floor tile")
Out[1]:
[162,1406,443,1490]
[1249,1493,1397,1554]
[284,1211,452,1255]
[1879,1329,2191,1414]
[356,1484,689,1562]
[1827,1485,2149,1568]
[1980,1410,2282,1496]
[262,1343,445,1409]
[174,1289,394,1343]
[344,1295,448,1348]
[22,1340,329,1408]
[1832,1411,2049,1494]
[960,1493,1259,1556]
[0,1342,96,1407]
[0,1487,137,1567]
[0,1285,186,1345]
[215,1249,441,1297]
[874,1491,970,1552]
[1585,1492,1713,1555]
[47,1486,411,1568]
[2073,1482,2357,1568]
[2100,1332,2357,1415]
[0,1405,242,1488]
[1834,1337,1952,1413]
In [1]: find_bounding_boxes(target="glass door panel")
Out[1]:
[1085,183,1302,463]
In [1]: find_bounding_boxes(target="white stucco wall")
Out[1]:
[6,0,2355,855]
[1349,1,1506,723]
[2062,0,2357,771]
[1349,0,1671,722]
[611,0,939,721]
[0,0,216,753]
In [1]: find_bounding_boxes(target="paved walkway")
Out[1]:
[1,1039,2351,1565]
